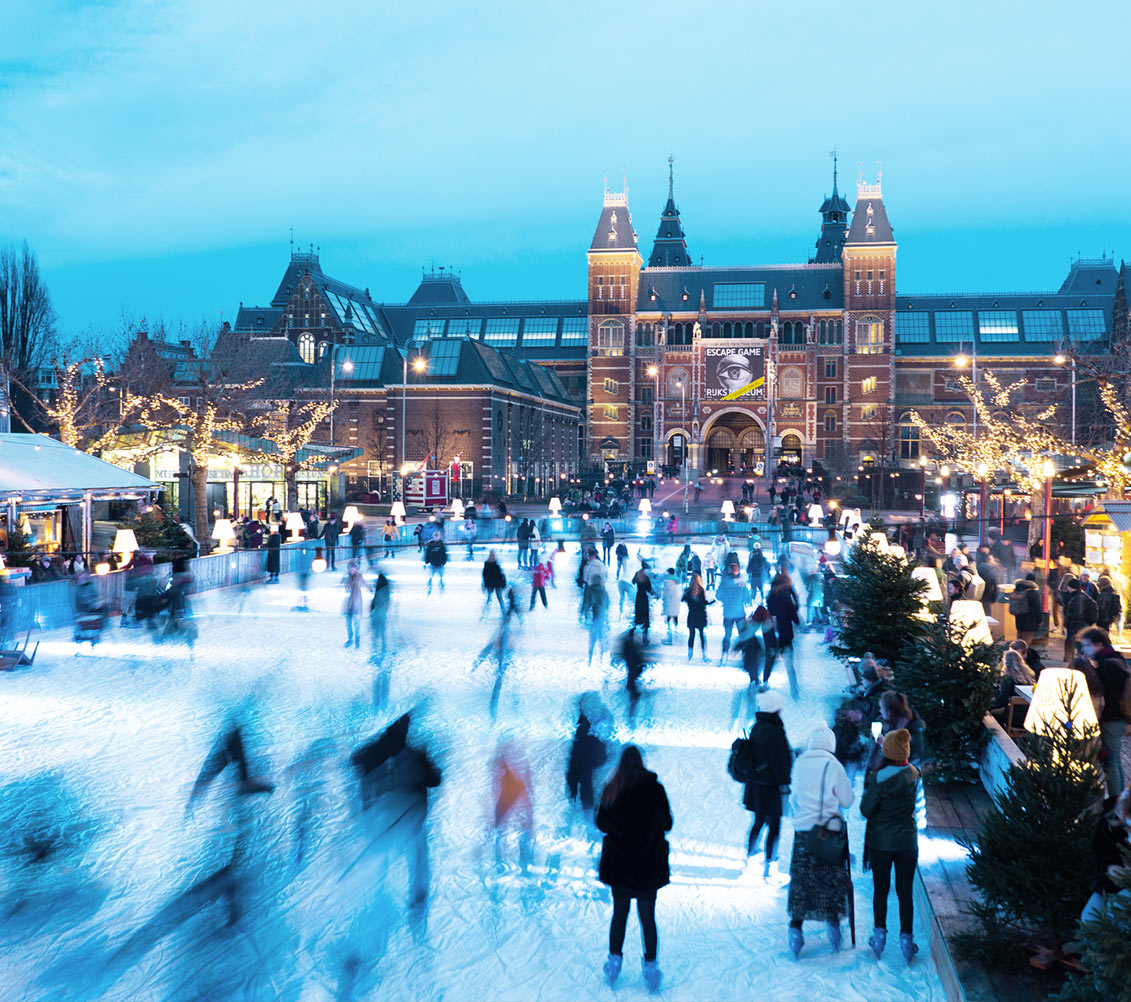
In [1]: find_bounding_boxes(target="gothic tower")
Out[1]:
[842,171,897,459]
[812,156,851,264]
[586,183,642,470]
[648,159,691,267]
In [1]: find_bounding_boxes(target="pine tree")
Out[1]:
[830,528,927,666]
[964,681,1105,957]
[895,617,999,783]
[118,507,193,562]
[1056,844,1131,1002]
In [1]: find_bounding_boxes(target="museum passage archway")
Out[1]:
[704,411,765,474]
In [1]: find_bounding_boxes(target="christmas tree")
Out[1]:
[830,527,926,666]
[1055,844,1131,1002]
[896,616,999,783]
[964,678,1105,959]
[117,506,193,561]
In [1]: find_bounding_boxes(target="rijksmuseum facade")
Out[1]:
[232,164,1129,488]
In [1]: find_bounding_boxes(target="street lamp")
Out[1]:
[329,346,354,445]
[918,454,928,517]
[401,337,427,480]
[646,364,659,475]
[1054,353,1077,446]
[1041,458,1055,615]
[954,348,977,441]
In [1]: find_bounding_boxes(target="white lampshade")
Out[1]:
[807,502,824,525]
[211,518,236,544]
[451,498,465,518]
[911,565,944,603]
[1024,668,1098,735]
[949,599,993,647]
[112,528,139,557]
[888,543,906,559]
[342,505,361,527]
[284,512,306,539]
[720,500,736,522]
[390,500,406,523]
[637,498,652,514]
[548,496,563,514]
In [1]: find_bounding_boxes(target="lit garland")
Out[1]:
[247,399,337,504]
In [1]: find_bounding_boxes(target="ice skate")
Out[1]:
[900,932,919,963]
[826,921,841,952]
[787,926,803,958]
[642,959,661,994]
[868,927,887,959]
[602,953,622,987]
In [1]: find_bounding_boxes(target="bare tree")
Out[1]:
[249,398,336,511]
[0,241,57,430]
[411,397,468,471]
[859,403,899,509]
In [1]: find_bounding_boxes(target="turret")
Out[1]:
[648,159,691,268]
[812,155,851,264]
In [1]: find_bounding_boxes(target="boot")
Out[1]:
[868,927,887,959]
[900,933,919,963]
[642,959,661,994]
[603,953,622,987]
[788,926,803,958]
[826,921,842,952]
[688,647,694,661]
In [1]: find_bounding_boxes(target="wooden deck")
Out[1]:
[919,783,1069,1002]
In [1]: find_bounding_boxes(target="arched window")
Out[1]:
[667,367,689,400]
[597,320,624,357]
[856,316,884,354]
[756,321,766,339]
[298,332,315,365]
[722,322,732,338]
[635,322,653,347]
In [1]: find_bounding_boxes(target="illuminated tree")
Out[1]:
[250,399,336,511]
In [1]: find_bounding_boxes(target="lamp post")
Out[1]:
[400,337,426,476]
[329,345,354,445]
[976,462,988,546]
[1054,353,1077,446]
[1041,458,1055,615]
[646,364,659,475]
[954,348,977,441]
[918,454,928,517]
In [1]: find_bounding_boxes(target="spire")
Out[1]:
[648,158,692,268]
[811,150,853,263]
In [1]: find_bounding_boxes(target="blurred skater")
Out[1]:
[491,738,534,871]
[343,560,364,648]
[482,549,507,615]
[566,703,608,812]
[424,531,448,594]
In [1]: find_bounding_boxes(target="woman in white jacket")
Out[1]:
[786,725,854,958]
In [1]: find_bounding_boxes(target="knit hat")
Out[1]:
[807,725,836,752]
[882,728,911,763]
[759,690,785,715]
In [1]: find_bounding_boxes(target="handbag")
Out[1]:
[799,762,848,866]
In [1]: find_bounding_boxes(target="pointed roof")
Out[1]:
[407,268,471,305]
[813,157,851,264]
[589,187,639,254]
[819,155,851,217]
[845,175,895,245]
[648,160,692,268]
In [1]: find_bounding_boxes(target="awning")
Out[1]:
[0,434,159,504]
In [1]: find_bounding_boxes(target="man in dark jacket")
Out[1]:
[1097,576,1122,632]
[481,549,507,614]
[1063,578,1098,664]
[1010,575,1043,646]
[747,544,768,601]
[321,513,341,571]
[1078,627,1129,797]
[741,690,793,878]
[566,710,607,811]
[976,550,1000,615]
[424,533,448,594]
[349,518,365,560]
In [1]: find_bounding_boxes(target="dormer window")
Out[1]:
[681,288,690,302]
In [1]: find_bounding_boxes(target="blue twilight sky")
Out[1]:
[2,0,1129,340]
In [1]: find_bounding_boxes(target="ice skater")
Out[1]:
[424,531,447,593]
[567,702,608,813]
[587,577,610,665]
[482,549,507,615]
[491,738,534,872]
[342,559,364,648]
[596,746,671,993]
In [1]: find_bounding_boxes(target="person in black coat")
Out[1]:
[265,526,281,583]
[481,549,507,614]
[596,745,672,991]
[766,573,801,700]
[321,513,341,571]
[1010,575,1042,646]
[349,519,365,560]
[566,709,607,811]
[741,691,793,877]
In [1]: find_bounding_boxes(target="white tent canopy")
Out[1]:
[0,434,158,503]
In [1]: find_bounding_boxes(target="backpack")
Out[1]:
[1008,590,1028,617]
[727,734,750,783]
[1098,589,1121,626]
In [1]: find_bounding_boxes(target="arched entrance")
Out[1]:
[703,410,765,474]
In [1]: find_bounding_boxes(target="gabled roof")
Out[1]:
[268,250,390,340]
[648,164,692,268]
[1058,258,1118,295]
[845,180,894,245]
[589,191,639,254]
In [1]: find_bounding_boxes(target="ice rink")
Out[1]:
[0,540,947,1001]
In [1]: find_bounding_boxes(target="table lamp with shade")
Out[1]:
[720,499,736,522]
[284,511,306,542]
[113,528,139,563]
[390,500,406,525]
[949,599,994,647]
[342,505,361,528]
[451,498,465,519]
[638,497,652,515]
[1024,668,1099,736]
[807,502,824,526]
[211,518,236,553]
[548,496,562,515]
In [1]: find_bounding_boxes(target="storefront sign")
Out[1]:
[704,346,766,401]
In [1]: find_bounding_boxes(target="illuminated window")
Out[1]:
[447,317,482,338]
[861,376,877,395]
[413,317,446,341]
[862,404,878,420]
[561,317,588,344]
[899,414,920,459]
[298,332,315,364]
[856,318,884,354]
[603,378,619,394]
[484,318,520,346]
[597,320,625,357]
[521,317,558,345]
[603,404,619,420]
